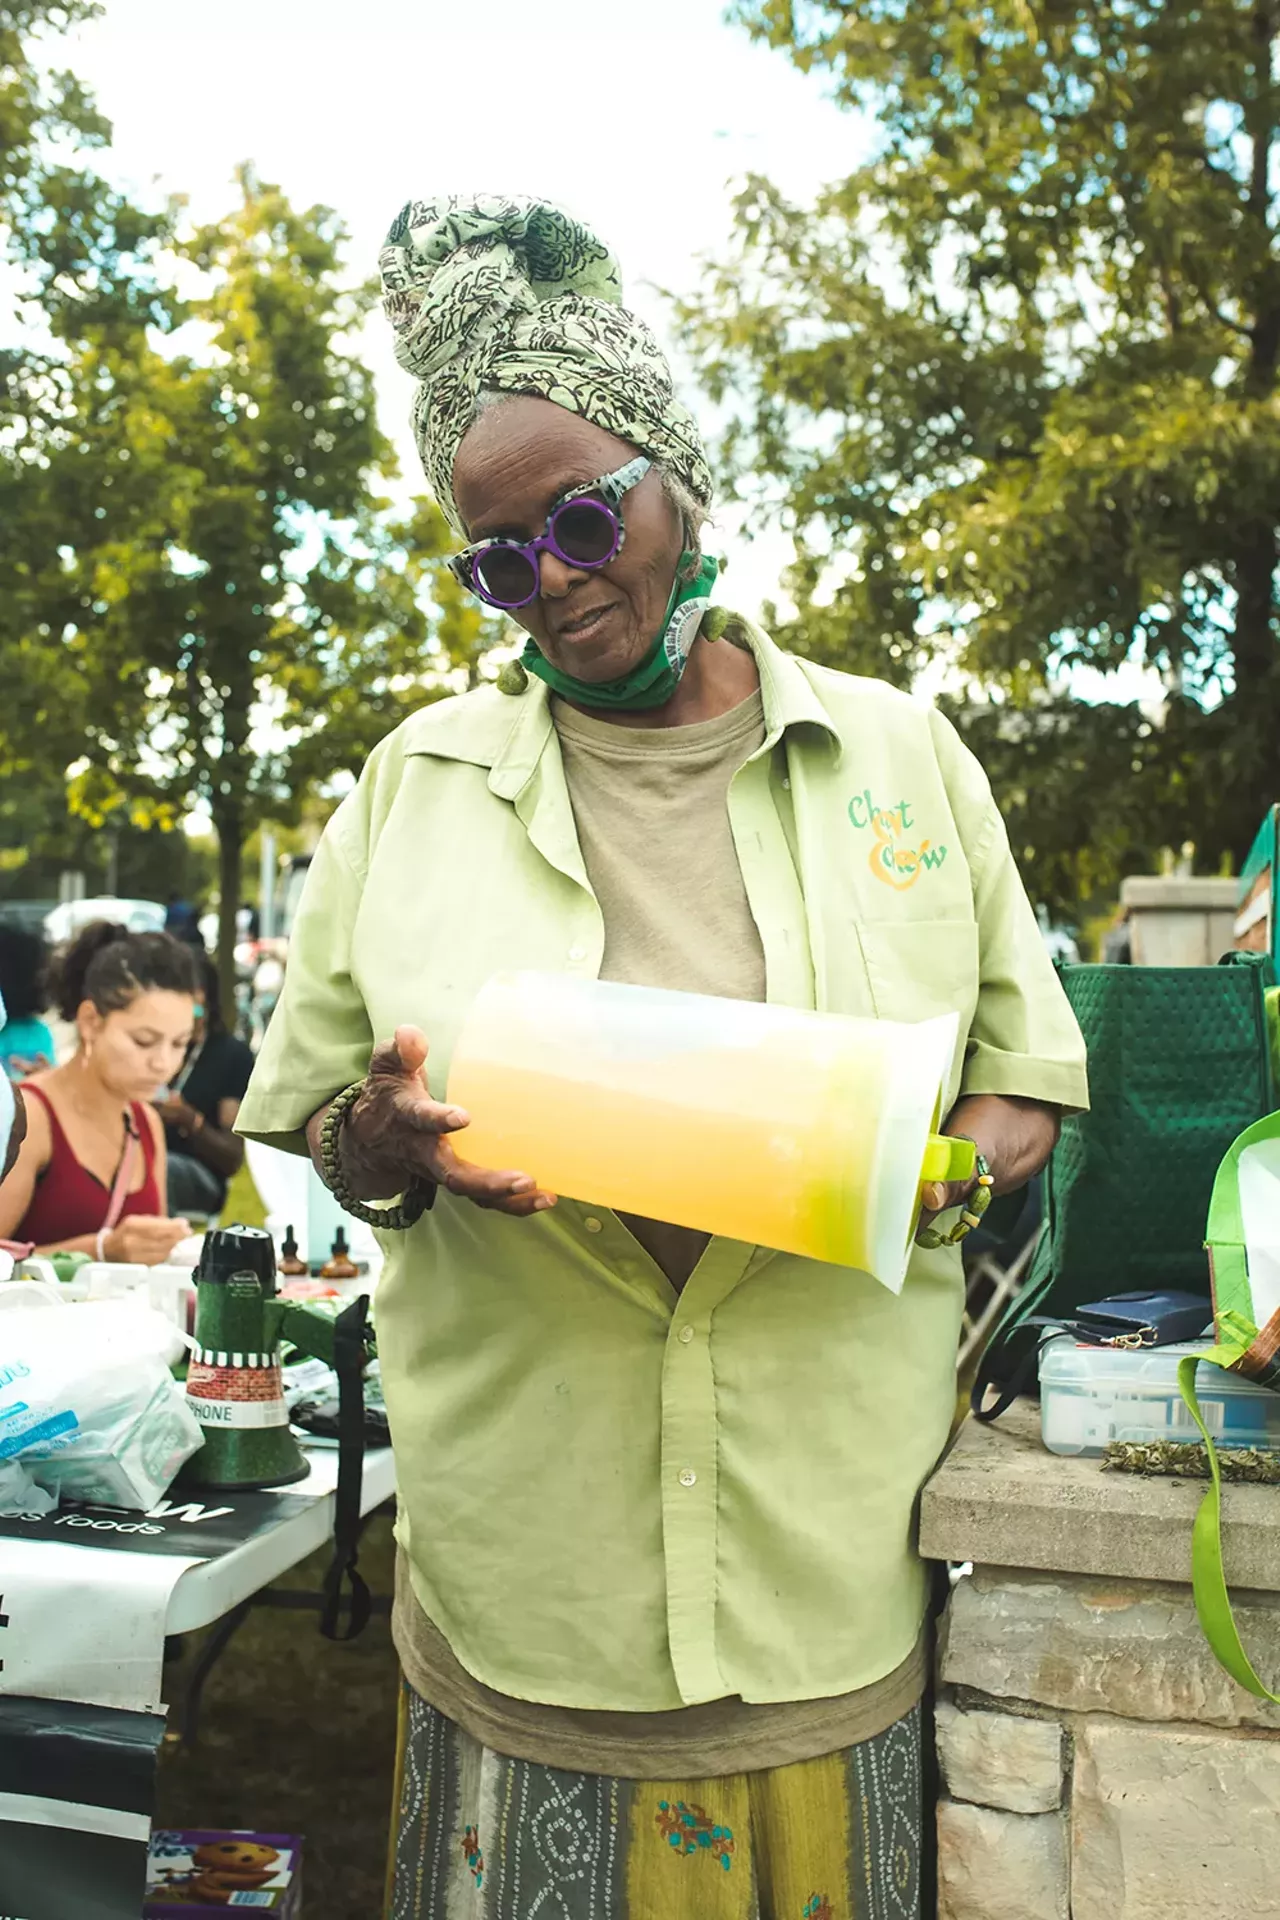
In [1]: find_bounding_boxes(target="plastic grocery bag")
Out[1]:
[0,1296,203,1511]
[0,1459,55,1515]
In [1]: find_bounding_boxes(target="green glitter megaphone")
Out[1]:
[180,1223,369,1492]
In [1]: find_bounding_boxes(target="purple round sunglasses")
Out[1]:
[447,455,652,611]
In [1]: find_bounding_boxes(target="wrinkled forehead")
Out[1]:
[453,393,640,540]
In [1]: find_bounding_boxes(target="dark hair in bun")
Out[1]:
[50,922,200,1024]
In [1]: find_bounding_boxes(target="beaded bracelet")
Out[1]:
[318,1081,436,1231]
[916,1144,994,1250]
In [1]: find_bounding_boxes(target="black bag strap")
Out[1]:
[970,1312,1128,1422]
[971,1317,1061,1422]
[319,1292,372,1642]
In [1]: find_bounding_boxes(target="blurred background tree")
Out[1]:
[682,0,1280,916]
[0,8,502,986]
[0,0,170,893]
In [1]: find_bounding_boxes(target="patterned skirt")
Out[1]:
[386,1685,922,1920]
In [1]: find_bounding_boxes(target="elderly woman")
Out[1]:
[238,196,1087,1920]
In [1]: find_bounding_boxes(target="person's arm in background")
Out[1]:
[0,1085,34,1203]
[0,1087,50,1241]
[1,1085,25,1185]
[0,989,29,1190]
[154,1090,245,1182]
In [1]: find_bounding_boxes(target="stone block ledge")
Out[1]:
[920,1401,1280,1593]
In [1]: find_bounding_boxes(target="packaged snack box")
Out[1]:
[144,1829,302,1914]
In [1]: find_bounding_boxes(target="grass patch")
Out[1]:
[157,1513,400,1918]
[223,1159,267,1228]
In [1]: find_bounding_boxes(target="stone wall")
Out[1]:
[934,1567,1280,1920]
[922,1406,1280,1920]
[1120,874,1239,966]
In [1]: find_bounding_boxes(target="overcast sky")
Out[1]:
[66,0,867,615]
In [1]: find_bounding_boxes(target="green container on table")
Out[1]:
[179,1224,368,1491]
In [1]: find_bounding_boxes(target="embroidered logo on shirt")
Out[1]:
[803,1898,834,1920]
[848,789,948,890]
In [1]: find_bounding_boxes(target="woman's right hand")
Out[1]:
[105,1214,192,1265]
[326,1025,556,1219]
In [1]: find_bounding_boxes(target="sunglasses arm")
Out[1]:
[567,454,651,509]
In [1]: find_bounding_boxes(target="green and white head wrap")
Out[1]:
[378,194,713,533]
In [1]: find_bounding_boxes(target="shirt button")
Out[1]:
[678,1468,697,1488]
[782,777,791,790]
[678,1324,695,1344]
[584,1216,603,1233]
[568,944,588,962]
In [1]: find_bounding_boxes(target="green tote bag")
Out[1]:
[1179,1111,1280,1701]
[974,951,1277,1414]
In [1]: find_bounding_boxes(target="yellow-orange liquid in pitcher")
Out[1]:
[446,975,961,1280]
[452,1030,888,1268]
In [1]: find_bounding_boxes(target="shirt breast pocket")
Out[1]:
[857,918,981,1101]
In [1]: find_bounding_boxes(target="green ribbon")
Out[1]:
[1178,1345,1280,1703]
[520,552,719,712]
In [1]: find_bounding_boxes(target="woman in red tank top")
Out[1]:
[0,922,200,1264]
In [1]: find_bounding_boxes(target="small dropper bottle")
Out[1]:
[321,1225,358,1280]
[278,1226,308,1277]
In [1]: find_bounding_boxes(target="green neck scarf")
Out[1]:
[520,553,719,712]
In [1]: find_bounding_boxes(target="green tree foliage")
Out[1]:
[680,0,1280,911]
[49,166,500,995]
[0,1,169,884]
[2,8,500,981]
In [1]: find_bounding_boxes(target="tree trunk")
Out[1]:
[213,806,243,1030]
[1231,2,1279,868]
[1227,523,1280,862]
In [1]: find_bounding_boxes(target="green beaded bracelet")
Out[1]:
[916,1144,994,1250]
[318,1081,436,1231]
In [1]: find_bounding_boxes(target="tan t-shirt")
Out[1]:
[557,689,767,1289]
[393,684,928,1774]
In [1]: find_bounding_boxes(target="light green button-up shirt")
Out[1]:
[238,622,1087,1711]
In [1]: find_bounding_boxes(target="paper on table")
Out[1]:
[0,1536,203,1713]
[1238,1133,1280,1331]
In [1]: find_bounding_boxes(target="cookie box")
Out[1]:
[144,1829,302,1914]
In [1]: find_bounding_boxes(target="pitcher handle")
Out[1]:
[920,1134,976,1186]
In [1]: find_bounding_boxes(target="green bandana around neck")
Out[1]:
[520,553,720,712]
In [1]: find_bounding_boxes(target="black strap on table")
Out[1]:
[319,1292,372,1642]
[970,1314,1101,1424]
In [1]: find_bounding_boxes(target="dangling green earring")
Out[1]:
[497,659,529,696]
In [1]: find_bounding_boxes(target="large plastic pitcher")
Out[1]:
[447,973,971,1290]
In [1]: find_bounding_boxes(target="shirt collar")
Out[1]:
[740,617,843,752]
[400,611,843,794]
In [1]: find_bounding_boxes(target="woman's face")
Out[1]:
[79,990,196,1100]
[452,395,686,685]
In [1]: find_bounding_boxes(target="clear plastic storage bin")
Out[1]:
[1039,1335,1280,1457]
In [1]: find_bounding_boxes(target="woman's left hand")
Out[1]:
[917,1093,1060,1241]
